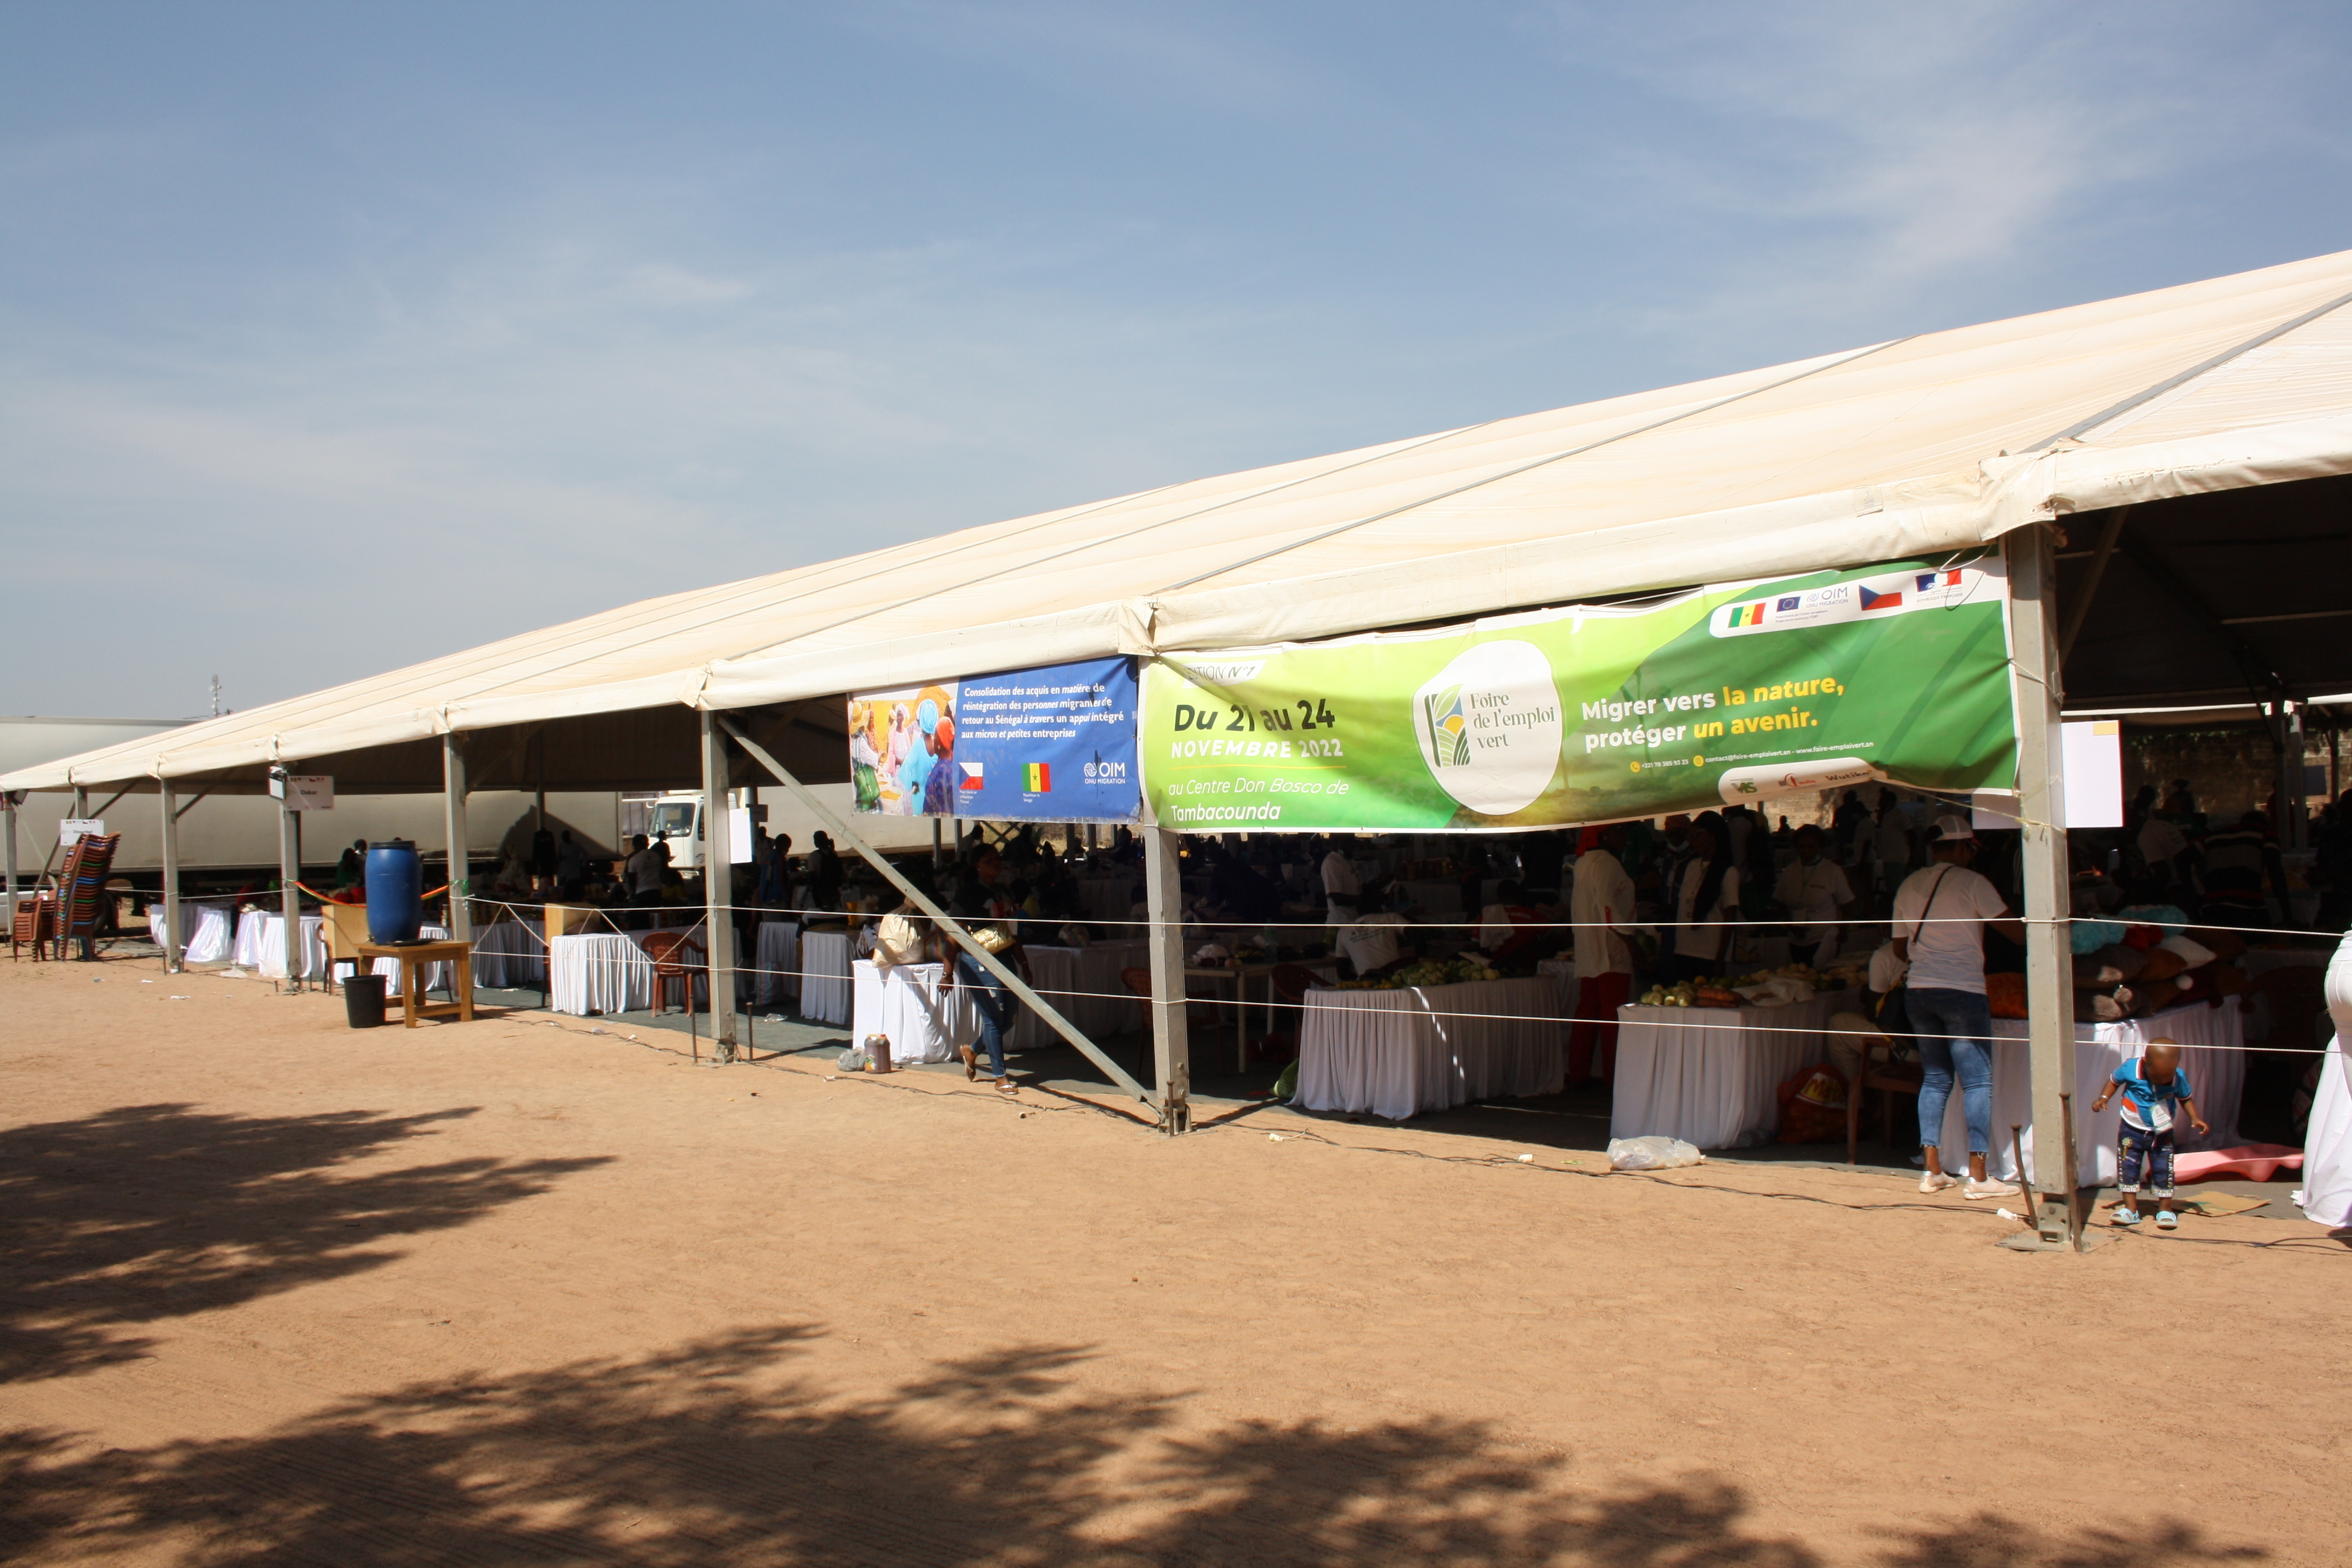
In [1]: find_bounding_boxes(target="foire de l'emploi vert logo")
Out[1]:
[1423,686,1469,767]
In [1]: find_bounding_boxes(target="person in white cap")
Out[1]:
[1892,814,2027,1199]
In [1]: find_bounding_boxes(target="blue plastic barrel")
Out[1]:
[365,840,424,944]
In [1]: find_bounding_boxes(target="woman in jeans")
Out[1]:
[1891,817,2028,1198]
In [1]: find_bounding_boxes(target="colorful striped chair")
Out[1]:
[10,888,57,961]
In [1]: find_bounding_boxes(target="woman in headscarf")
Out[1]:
[1665,810,1739,984]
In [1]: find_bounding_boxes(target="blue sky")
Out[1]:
[5,2,2349,716]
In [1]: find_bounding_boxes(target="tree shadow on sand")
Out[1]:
[0,1326,2272,1567]
[0,1102,608,1382]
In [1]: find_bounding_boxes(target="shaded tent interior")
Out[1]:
[2057,472,2352,710]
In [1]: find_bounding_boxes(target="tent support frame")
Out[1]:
[443,736,472,949]
[714,716,1159,1116]
[3,793,18,932]
[276,777,303,990]
[700,710,740,1063]
[160,779,183,973]
[2009,526,2080,1247]
[1143,826,1191,1134]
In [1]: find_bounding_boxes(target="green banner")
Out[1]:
[1143,555,2017,832]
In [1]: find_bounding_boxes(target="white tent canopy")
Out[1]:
[13,247,2352,793]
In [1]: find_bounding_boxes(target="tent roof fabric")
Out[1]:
[15,248,2352,792]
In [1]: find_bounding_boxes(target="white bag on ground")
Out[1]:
[1607,1135,1706,1171]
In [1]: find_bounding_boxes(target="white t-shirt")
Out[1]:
[1867,941,1909,995]
[1774,857,1853,938]
[1569,848,1637,978]
[1339,911,1407,975]
[1673,862,1739,961]
[1889,863,2011,995]
[1321,851,1361,901]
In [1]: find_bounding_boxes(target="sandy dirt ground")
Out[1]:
[2,952,2346,1567]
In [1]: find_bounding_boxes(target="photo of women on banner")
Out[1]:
[848,682,958,815]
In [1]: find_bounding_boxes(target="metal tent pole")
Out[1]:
[443,734,472,947]
[1143,826,1192,1134]
[3,792,19,931]
[699,710,740,1064]
[2008,526,2079,1247]
[276,776,304,990]
[160,779,183,973]
[715,716,1157,1112]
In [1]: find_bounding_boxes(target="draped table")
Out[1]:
[472,918,547,990]
[799,930,855,1025]
[148,900,236,964]
[547,923,708,1016]
[224,910,328,981]
[1294,977,1566,1121]
[1950,999,2249,1187]
[851,959,981,1064]
[1610,989,1855,1149]
[754,920,801,1008]
[1013,939,1153,1048]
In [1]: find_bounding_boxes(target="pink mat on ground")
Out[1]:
[2174,1145,2304,1183]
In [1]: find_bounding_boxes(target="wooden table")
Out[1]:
[353,939,475,1027]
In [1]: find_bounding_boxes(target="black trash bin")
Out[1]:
[344,972,387,1029]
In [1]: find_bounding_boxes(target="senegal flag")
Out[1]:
[1023,763,1051,792]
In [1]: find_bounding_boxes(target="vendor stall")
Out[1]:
[799,929,855,1025]
[472,918,547,990]
[1610,986,1857,1150]
[851,958,980,1064]
[1013,938,1151,1048]
[1293,975,1565,1121]
[148,897,235,964]
[547,922,709,1016]
[754,920,800,1008]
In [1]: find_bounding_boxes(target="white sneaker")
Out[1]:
[1964,1177,2021,1200]
[1918,1171,1958,1194]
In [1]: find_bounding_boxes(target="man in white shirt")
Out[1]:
[1569,823,1639,1086]
[1890,815,2027,1200]
[1772,825,1855,967]
[1320,837,1362,925]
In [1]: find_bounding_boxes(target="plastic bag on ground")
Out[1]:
[837,1043,867,1072]
[1607,1135,1705,1171]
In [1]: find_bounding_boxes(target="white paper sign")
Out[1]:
[59,818,103,846]
[269,774,335,811]
[1970,719,2123,830]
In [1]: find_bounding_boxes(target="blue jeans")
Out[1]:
[955,952,1014,1079]
[2117,1123,2176,1197]
[1908,987,1994,1156]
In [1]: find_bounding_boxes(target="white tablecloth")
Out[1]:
[2306,1038,2351,1229]
[800,930,855,1025]
[1295,977,1566,1121]
[1013,939,1152,1048]
[148,900,235,964]
[1610,990,1852,1149]
[851,959,980,1063]
[544,924,707,1016]
[1076,876,1138,922]
[754,921,801,1007]
[472,918,546,990]
[251,913,328,981]
[1953,999,2249,1188]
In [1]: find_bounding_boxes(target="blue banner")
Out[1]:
[849,656,1139,822]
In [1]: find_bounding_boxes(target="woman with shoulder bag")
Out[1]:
[946,901,1027,1094]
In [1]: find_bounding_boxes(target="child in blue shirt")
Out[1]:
[2091,1039,2209,1230]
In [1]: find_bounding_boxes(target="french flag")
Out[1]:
[1916,568,1964,592]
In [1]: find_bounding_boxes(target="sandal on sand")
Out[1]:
[959,1044,978,1081]
[995,1077,1018,1094]
[2155,1209,2178,1229]
[2112,1206,2142,1226]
